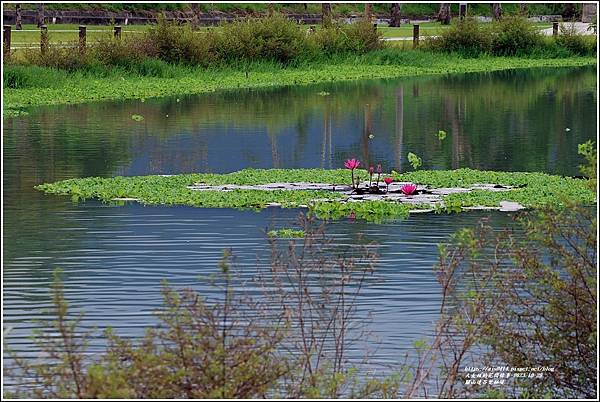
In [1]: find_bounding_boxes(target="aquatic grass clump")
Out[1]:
[35,168,596,222]
[267,228,305,238]
[310,200,417,223]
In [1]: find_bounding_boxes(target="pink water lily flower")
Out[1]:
[384,177,393,192]
[401,183,417,195]
[344,158,361,189]
[344,159,361,170]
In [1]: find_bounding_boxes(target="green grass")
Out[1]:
[35,168,596,222]
[8,23,149,47]
[378,22,552,38]
[4,52,595,113]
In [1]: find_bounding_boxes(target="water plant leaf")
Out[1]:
[407,152,422,170]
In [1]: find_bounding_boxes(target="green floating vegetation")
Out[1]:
[35,168,596,222]
[3,108,29,118]
[4,54,595,112]
[267,228,305,238]
[131,114,145,121]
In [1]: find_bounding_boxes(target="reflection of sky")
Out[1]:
[107,67,597,177]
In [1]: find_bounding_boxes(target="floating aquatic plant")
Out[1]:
[267,228,305,238]
[131,114,145,121]
[407,152,422,170]
[34,168,596,222]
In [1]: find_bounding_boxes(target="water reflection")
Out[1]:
[3,66,596,369]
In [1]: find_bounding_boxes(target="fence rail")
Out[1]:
[3,24,129,55]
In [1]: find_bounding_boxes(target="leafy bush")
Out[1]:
[19,44,94,71]
[428,18,492,57]
[92,36,153,67]
[491,16,542,56]
[314,20,382,55]
[556,22,597,55]
[216,14,312,63]
[144,16,219,66]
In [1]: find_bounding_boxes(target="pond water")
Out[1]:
[3,66,596,374]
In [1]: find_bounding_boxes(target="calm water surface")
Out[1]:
[3,66,596,372]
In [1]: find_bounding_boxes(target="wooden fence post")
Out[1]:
[114,25,122,39]
[553,21,559,37]
[3,25,11,57]
[78,25,86,53]
[413,24,419,48]
[40,24,48,54]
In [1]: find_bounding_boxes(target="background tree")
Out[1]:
[190,3,200,30]
[15,4,22,30]
[562,3,578,19]
[438,3,451,25]
[491,3,503,20]
[519,3,529,16]
[321,3,332,28]
[390,3,402,27]
[36,3,45,27]
[364,3,373,21]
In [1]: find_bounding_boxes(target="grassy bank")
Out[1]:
[4,52,596,113]
[35,168,596,222]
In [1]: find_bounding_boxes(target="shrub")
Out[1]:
[430,143,597,399]
[490,16,542,56]
[556,22,597,55]
[144,15,220,66]
[216,14,311,63]
[19,44,94,71]
[92,35,153,67]
[341,20,383,53]
[428,18,492,57]
[314,20,382,55]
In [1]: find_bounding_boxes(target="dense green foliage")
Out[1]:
[6,15,382,70]
[430,17,596,57]
[35,168,596,222]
